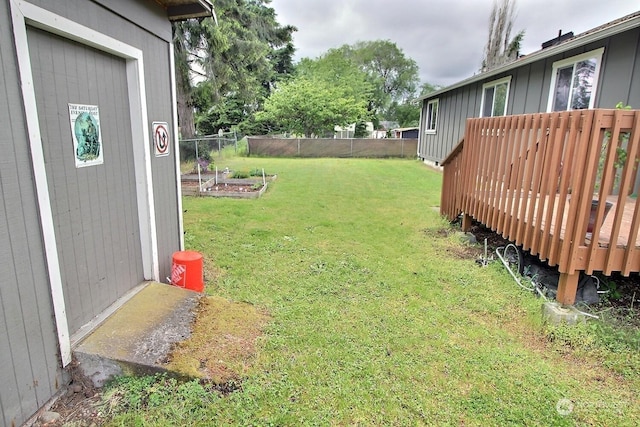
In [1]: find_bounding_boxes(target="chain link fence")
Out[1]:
[247,137,418,158]
[179,130,239,161]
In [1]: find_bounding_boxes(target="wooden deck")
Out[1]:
[441,109,640,304]
[470,192,640,247]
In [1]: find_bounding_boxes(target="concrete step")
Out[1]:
[74,282,201,387]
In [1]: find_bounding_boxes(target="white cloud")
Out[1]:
[270,0,639,86]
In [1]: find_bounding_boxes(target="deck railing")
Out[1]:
[441,109,640,304]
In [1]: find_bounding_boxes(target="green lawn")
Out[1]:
[106,157,639,426]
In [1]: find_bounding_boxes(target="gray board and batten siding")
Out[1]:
[1,2,61,426]
[28,27,145,334]
[418,23,640,164]
[1,0,185,425]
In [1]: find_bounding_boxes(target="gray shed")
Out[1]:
[418,11,640,165]
[1,1,212,425]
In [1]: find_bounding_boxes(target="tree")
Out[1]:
[387,82,441,127]
[419,82,441,96]
[297,51,374,113]
[256,76,368,137]
[481,0,524,72]
[172,0,296,137]
[173,19,208,138]
[335,40,420,118]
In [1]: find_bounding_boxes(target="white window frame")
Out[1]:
[546,48,604,112]
[425,98,438,134]
[480,76,511,117]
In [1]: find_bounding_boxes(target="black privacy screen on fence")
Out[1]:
[247,137,418,158]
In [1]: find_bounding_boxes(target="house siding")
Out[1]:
[629,35,640,106]
[28,27,144,333]
[22,0,181,313]
[598,29,640,107]
[145,40,181,283]
[1,1,181,425]
[0,1,64,425]
[420,25,640,163]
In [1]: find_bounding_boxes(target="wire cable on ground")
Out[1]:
[495,246,599,319]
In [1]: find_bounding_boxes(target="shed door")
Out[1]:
[28,28,144,334]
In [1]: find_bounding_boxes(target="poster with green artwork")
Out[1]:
[68,103,103,168]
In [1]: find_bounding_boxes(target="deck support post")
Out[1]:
[556,272,579,305]
[461,213,472,232]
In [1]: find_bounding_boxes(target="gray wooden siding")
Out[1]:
[1,1,179,425]
[417,102,425,157]
[144,40,181,282]
[420,27,640,163]
[598,29,640,108]
[28,0,181,297]
[94,0,173,42]
[28,28,144,333]
[0,2,64,426]
[628,36,640,108]
[28,0,171,42]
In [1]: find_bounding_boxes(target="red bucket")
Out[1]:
[171,251,204,292]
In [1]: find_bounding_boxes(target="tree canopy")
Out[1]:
[257,47,377,137]
[256,76,369,137]
[173,4,436,139]
[172,0,296,138]
[387,82,442,128]
[332,40,420,119]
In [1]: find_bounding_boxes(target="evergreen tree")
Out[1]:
[172,0,296,137]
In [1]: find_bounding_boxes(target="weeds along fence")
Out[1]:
[247,137,418,158]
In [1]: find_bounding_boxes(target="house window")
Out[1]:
[425,99,438,133]
[480,77,511,117]
[547,48,604,112]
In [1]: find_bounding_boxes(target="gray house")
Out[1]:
[418,11,640,165]
[1,0,212,425]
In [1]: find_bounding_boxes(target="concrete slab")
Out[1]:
[74,282,201,386]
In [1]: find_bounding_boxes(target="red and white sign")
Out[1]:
[153,121,170,157]
[171,262,186,287]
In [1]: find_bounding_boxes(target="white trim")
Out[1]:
[9,0,160,366]
[479,76,512,117]
[170,44,185,251]
[546,48,604,112]
[425,98,439,134]
[10,0,71,367]
[126,58,160,281]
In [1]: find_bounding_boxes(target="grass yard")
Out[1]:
[105,157,639,426]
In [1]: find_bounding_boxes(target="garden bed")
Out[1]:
[181,171,276,199]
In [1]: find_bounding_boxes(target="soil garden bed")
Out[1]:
[181,171,276,199]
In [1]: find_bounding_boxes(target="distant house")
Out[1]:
[371,129,388,139]
[418,12,640,166]
[1,1,212,425]
[334,122,375,138]
[392,127,419,139]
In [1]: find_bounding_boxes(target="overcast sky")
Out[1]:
[269,0,639,88]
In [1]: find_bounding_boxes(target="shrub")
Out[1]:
[231,170,250,179]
